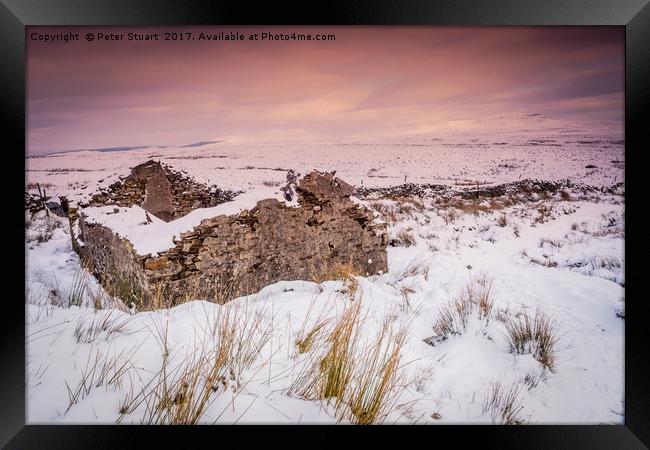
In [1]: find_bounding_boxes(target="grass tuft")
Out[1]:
[391,229,416,247]
[74,310,132,344]
[291,298,408,424]
[502,309,559,371]
[482,380,526,425]
[427,274,494,343]
[312,261,361,299]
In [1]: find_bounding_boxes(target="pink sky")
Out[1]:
[27,26,623,154]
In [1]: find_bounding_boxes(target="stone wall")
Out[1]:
[75,219,151,304]
[83,160,240,221]
[75,169,388,308]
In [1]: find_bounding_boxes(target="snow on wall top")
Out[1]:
[81,186,289,256]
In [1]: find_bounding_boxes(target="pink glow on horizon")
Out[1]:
[27,26,624,154]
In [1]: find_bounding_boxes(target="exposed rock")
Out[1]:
[144,256,169,270]
[141,167,174,221]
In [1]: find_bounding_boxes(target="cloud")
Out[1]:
[27,26,623,153]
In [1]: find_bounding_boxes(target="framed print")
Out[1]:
[2,0,648,448]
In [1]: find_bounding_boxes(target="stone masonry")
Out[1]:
[74,167,388,308]
[82,160,240,221]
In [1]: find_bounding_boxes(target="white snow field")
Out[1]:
[26,128,624,425]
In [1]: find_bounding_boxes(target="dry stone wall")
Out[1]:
[83,160,240,221]
[75,169,388,308]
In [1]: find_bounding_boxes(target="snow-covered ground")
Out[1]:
[25,130,624,424]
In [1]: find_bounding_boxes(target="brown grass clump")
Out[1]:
[319,299,363,403]
[345,319,407,425]
[117,300,274,424]
[534,204,553,224]
[391,229,416,247]
[388,195,425,213]
[291,298,408,424]
[454,201,493,216]
[482,381,526,425]
[140,347,230,425]
[368,201,400,225]
[428,274,494,343]
[521,249,559,268]
[502,309,559,371]
[312,261,361,299]
[441,208,457,225]
[144,283,168,311]
[368,196,426,226]
[294,298,336,355]
[137,272,243,311]
[393,260,430,283]
[296,320,330,354]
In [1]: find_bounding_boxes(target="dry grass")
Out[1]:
[309,299,363,405]
[534,204,553,224]
[433,196,512,225]
[89,286,106,311]
[344,318,407,424]
[290,298,408,424]
[27,214,62,244]
[539,237,562,248]
[138,272,243,311]
[454,201,494,216]
[65,344,142,413]
[312,261,361,299]
[481,381,526,425]
[427,275,494,343]
[74,310,132,344]
[294,298,336,355]
[296,320,330,354]
[215,300,275,384]
[521,249,559,268]
[26,181,55,190]
[143,283,168,311]
[139,347,229,425]
[394,260,430,283]
[368,197,425,226]
[53,268,90,308]
[118,299,274,424]
[588,256,622,271]
[502,309,559,371]
[368,201,400,225]
[390,195,425,212]
[398,285,417,313]
[391,229,416,247]
[441,208,457,225]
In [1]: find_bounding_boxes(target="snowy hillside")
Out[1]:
[25,132,624,424]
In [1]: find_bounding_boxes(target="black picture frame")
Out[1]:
[3,0,648,448]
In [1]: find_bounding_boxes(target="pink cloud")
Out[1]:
[27,26,623,153]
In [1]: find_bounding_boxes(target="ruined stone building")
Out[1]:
[80,160,240,219]
[70,161,388,308]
